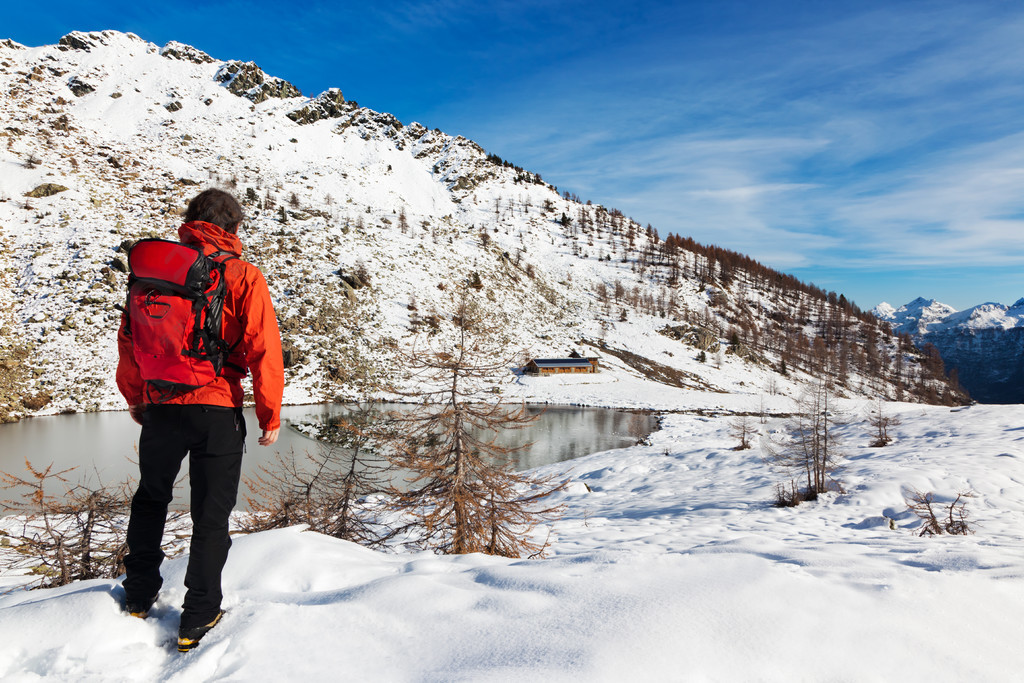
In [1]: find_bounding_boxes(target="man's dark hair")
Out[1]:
[184,189,244,233]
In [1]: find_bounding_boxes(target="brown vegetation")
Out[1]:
[904,488,973,536]
[240,404,394,548]
[0,461,186,589]
[383,289,565,557]
[764,379,845,503]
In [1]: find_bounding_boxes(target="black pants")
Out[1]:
[123,404,245,629]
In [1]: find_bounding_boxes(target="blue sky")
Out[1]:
[6,0,1024,311]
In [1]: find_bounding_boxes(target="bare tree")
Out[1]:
[763,378,845,500]
[382,288,565,557]
[729,415,757,450]
[867,396,900,447]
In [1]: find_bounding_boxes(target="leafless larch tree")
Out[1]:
[382,287,565,557]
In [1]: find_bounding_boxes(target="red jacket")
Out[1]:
[117,221,284,431]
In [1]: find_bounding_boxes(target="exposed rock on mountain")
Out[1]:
[66,76,94,97]
[24,183,68,198]
[57,32,100,52]
[287,89,356,125]
[160,41,215,64]
[216,60,302,103]
[57,30,145,53]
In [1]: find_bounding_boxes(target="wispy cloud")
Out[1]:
[431,2,1024,305]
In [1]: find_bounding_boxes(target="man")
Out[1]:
[116,188,284,651]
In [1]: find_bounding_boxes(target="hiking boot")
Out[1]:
[177,610,225,652]
[124,594,158,619]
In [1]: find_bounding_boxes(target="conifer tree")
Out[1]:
[243,293,395,546]
[382,287,564,557]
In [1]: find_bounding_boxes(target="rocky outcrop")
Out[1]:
[287,89,356,125]
[0,39,26,50]
[67,76,95,97]
[659,324,720,351]
[160,41,215,64]
[24,183,69,198]
[339,270,369,290]
[56,31,141,52]
[216,61,301,103]
[58,32,99,51]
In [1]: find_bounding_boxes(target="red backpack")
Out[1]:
[124,239,240,399]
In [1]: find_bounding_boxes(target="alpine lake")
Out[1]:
[0,404,658,511]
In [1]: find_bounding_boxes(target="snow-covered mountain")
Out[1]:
[872,297,959,336]
[875,297,1024,403]
[0,30,963,420]
[875,297,1024,336]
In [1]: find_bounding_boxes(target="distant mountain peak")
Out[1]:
[874,295,1024,336]
[872,302,896,319]
[874,298,956,335]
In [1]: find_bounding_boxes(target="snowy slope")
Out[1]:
[3,401,1024,680]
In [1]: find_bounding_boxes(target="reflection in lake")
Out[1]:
[303,404,658,472]
[0,404,658,511]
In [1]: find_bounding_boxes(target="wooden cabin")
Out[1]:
[524,358,600,375]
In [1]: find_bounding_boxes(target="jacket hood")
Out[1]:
[178,221,243,256]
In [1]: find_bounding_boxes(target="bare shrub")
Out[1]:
[240,404,394,548]
[0,461,187,589]
[773,480,804,507]
[867,396,900,447]
[729,415,757,450]
[903,488,974,536]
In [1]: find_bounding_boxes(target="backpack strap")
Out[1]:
[209,250,238,264]
[206,250,245,372]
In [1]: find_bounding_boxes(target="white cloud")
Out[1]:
[416,1,1024,304]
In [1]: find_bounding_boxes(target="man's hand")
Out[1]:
[128,404,146,425]
[259,427,279,446]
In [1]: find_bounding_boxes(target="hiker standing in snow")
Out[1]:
[116,188,284,651]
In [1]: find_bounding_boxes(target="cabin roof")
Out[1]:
[528,358,594,367]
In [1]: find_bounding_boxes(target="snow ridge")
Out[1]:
[875,296,1024,335]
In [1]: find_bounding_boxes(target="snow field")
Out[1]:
[3,402,1024,681]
